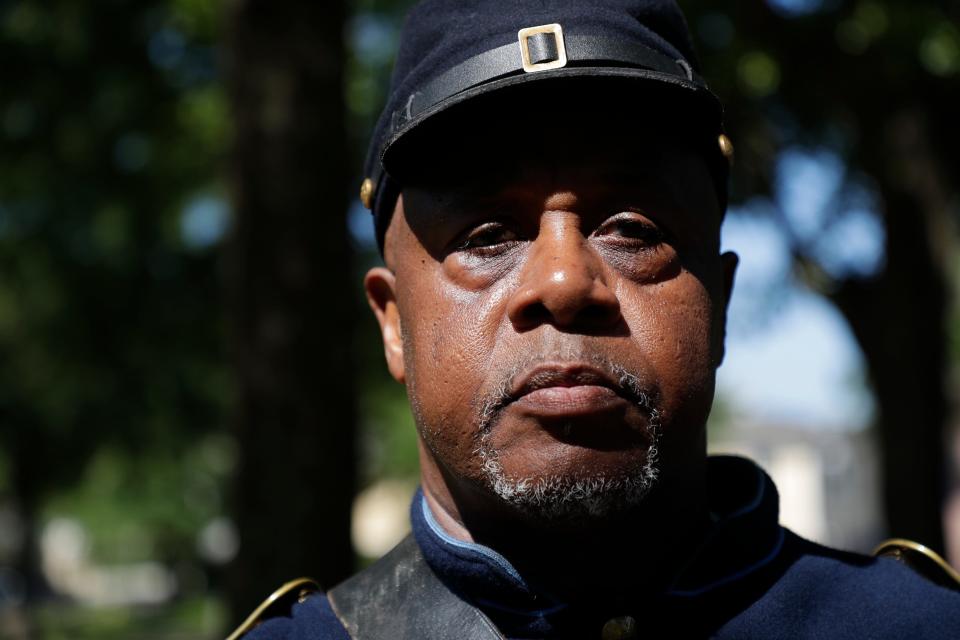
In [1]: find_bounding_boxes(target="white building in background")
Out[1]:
[710,421,884,553]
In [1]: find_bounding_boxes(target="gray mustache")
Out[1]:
[477,351,661,434]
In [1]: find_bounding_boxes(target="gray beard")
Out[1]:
[478,442,661,521]
[474,356,662,521]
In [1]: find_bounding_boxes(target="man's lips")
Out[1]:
[508,364,631,418]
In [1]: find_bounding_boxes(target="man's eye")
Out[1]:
[599,216,664,246]
[457,223,520,251]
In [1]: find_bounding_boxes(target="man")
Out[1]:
[232,1,960,638]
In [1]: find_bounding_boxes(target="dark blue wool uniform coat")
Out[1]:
[244,457,960,639]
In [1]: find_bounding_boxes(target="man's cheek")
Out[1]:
[626,284,716,410]
[414,312,487,422]
[428,287,507,377]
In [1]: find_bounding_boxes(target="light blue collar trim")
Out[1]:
[420,495,527,586]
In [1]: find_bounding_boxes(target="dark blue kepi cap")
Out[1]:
[360,0,733,249]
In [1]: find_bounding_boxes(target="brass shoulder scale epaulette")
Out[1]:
[225,577,322,640]
[873,538,960,592]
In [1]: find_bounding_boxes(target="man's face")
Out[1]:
[366,130,737,522]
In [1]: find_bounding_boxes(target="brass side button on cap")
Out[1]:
[718,133,735,164]
[360,178,375,209]
[601,615,638,640]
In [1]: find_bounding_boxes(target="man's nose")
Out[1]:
[506,220,621,332]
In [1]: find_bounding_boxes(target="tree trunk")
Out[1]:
[10,430,45,639]
[832,230,948,551]
[224,0,356,624]
[830,111,951,553]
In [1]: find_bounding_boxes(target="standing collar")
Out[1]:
[666,456,785,595]
[411,455,785,618]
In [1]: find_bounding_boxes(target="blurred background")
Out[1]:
[1,0,959,637]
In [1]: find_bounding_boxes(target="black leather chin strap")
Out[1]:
[400,34,704,126]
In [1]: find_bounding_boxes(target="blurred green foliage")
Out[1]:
[0,2,419,629]
[44,436,236,565]
[0,0,232,604]
[0,0,420,589]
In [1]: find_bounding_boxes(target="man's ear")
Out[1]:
[715,251,739,366]
[364,267,405,384]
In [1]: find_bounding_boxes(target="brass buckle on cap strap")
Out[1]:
[518,24,567,73]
